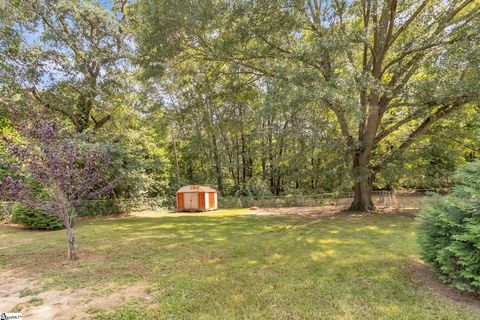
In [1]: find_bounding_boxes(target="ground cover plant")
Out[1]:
[0,209,478,319]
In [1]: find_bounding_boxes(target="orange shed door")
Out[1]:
[209,193,215,208]
[198,192,206,209]
[177,193,184,210]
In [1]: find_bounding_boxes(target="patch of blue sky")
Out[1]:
[12,1,132,90]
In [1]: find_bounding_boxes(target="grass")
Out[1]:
[0,209,478,319]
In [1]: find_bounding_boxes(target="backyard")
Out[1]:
[1,209,478,319]
[2,0,480,319]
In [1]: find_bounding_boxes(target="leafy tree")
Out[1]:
[135,0,480,210]
[0,112,118,260]
[378,105,480,189]
[1,0,171,199]
[0,0,129,132]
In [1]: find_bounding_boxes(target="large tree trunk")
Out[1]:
[350,174,376,212]
[349,153,376,212]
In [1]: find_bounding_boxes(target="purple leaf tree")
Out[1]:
[0,111,118,260]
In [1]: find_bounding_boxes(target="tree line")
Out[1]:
[1,0,479,211]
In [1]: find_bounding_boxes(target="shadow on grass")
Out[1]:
[2,213,477,319]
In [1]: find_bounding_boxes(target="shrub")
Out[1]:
[417,161,480,293]
[11,204,63,230]
[76,198,170,216]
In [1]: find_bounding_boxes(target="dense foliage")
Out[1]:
[0,112,118,260]
[418,161,480,293]
[0,0,479,213]
[134,0,480,209]
[11,203,63,230]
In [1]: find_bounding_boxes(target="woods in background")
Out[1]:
[1,0,479,209]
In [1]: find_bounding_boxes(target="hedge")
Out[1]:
[418,161,480,293]
[11,203,63,230]
[0,197,172,222]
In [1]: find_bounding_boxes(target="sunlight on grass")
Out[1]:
[0,210,478,319]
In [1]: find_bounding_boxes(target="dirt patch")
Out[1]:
[249,206,417,219]
[3,248,110,276]
[249,206,342,218]
[410,260,480,311]
[127,209,173,218]
[0,269,154,319]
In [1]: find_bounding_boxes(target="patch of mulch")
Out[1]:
[410,260,480,311]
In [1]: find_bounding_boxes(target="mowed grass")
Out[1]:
[0,209,478,319]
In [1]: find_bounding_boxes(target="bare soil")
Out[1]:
[410,260,480,311]
[0,269,154,319]
[249,205,417,219]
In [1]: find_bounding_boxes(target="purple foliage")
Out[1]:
[0,111,118,218]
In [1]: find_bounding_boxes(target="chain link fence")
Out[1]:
[218,189,433,212]
[0,190,435,223]
[0,197,172,223]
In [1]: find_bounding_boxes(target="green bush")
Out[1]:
[11,204,63,230]
[418,161,480,293]
[76,198,170,216]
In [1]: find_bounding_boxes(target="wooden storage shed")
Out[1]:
[176,185,218,211]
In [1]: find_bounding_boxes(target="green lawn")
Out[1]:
[0,209,478,319]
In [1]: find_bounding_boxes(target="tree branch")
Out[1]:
[328,102,355,150]
[374,103,464,171]
[91,114,112,130]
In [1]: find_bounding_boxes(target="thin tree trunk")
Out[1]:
[58,192,79,261]
[171,126,181,186]
[210,132,224,193]
[241,132,246,185]
[63,208,78,261]
[66,226,78,260]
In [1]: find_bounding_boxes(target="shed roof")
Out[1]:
[177,185,218,193]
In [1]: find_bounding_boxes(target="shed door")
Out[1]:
[209,193,215,208]
[198,192,206,209]
[177,193,184,210]
[184,193,198,209]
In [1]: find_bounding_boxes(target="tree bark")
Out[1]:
[171,125,181,186]
[349,153,376,212]
[65,222,78,261]
[67,227,78,260]
[211,132,224,193]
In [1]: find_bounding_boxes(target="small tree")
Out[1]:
[418,160,480,293]
[0,112,118,260]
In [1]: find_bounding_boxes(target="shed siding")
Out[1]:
[198,192,206,209]
[176,186,218,211]
[177,193,184,210]
[209,192,215,209]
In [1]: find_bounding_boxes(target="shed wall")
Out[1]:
[176,190,218,211]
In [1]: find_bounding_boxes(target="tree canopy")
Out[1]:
[1,0,479,211]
